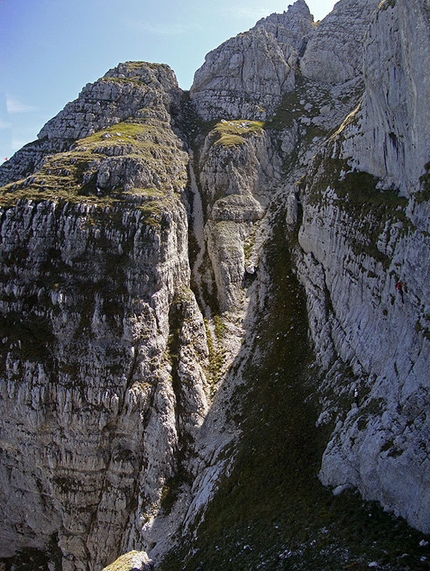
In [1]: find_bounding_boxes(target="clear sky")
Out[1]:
[0,0,335,163]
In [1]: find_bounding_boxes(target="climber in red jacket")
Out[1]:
[396,281,404,302]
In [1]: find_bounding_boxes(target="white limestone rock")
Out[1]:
[197,123,281,312]
[191,28,293,121]
[300,0,380,84]
[254,0,315,55]
[39,62,181,142]
[0,112,210,569]
[0,62,182,188]
[339,0,430,195]
[190,1,315,121]
[0,1,429,568]
[296,0,430,534]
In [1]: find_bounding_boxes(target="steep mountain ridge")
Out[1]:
[0,1,429,570]
[0,63,210,570]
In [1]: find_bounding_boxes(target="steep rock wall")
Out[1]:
[0,64,210,571]
[340,0,430,194]
[300,0,380,83]
[0,1,429,569]
[196,121,282,314]
[190,1,314,121]
[296,0,430,533]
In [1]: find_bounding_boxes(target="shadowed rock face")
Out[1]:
[0,1,429,570]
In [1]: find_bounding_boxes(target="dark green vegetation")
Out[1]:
[417,162,430,203]
[160,218,429,571]
[309,156,407,209]
[306,154,412,269]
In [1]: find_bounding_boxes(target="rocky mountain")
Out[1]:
[0,1,429,570]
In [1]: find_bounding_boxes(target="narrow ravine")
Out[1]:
[159,217,430,571]
[188,154,206,311]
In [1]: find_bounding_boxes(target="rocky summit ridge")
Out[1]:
[0,1,429,570]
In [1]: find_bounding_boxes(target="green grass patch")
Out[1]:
[101,551,149,571]
[78,121,150,143]
[0,115,186,209]
[214,134,245,147]
[212,120,265,147]
[204,317,226,392]
[265,77,331,132]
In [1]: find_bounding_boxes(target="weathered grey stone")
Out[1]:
[300,0,380,84]
[0,62,182,188]
[0,1,429,569]
[0,63,209,571]
[339,0,430,195]
[296,0,430,535]
[197,123,281,312]
[190,1,315,121]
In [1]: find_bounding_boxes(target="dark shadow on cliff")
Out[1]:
[159,213,430,571]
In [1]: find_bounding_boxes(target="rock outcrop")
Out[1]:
[0,1,429,570]
[0,63,209,571]
[300,0,380,83]
[190,0,315,121]
[296,0,430,535]
[0,62,182,188]
[196,120,281,313]
[340,0,430,194]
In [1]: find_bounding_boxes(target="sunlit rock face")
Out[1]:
[0,198,210,570]
[190,0,315,121]
[300,0,380,84]
[0,62,210,571]
[0,0,429,570]
[196,121,281,313]
[339,0,430,195]
[0,62,183,188]
[296,0,430,535]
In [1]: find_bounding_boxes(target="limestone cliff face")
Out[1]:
[300,0,380,83]
[340,0,430,194]
[296,0,430,534]
[0,1,429,570]
[0,63,209,571]
[190,0,314,121]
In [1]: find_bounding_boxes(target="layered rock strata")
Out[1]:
[0,63,209,571]
[0,0,429,570]
[0,62,182,188]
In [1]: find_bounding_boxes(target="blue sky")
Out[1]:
[0,0,335,164]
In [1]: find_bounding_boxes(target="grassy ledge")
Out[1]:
[212,120,265,147]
